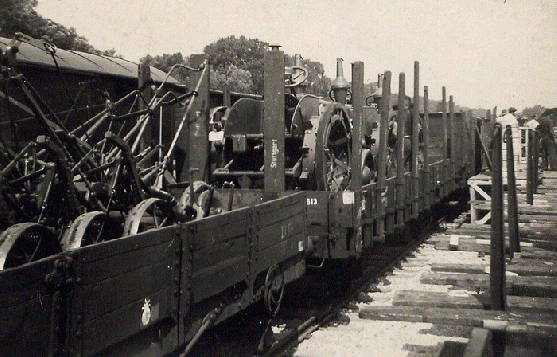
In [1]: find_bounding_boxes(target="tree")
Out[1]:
[210,64,253,93]
[203,35,268,94]
[522,105,547,120]
[1,0,114,56]
[140,53,191,82]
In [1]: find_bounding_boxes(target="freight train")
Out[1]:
[0,34,478,356]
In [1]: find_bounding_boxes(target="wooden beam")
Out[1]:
[491,124,506,310]
[263,46,285,197]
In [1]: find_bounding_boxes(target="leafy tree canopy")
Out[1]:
[0,0,118,56]
[203,35,268,94]
[140,52,190,82]
[210,64,253,94]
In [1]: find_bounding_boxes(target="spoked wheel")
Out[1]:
[61,211,122,251]
[263,264,285,316]
[123,197,176,236]
[0,223,61,270]
[315,103,352,191]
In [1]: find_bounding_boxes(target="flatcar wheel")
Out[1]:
[0,223,61,270]
[123,197,175,236]
[61,211,121,251]
[263,264,285,316]
[315,103,352,191]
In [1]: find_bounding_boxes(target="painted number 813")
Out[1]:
[306,198,318,206]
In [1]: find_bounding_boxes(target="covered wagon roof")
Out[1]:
[0,35,177,84]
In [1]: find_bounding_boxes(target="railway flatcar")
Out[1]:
[0,34,307,356]
[205,52,477,268]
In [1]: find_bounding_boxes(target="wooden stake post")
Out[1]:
[423,86,430,211]
[263,46,285,199]
[351,61,364,247]
[375,71,391,243]
[411,62,420,219]
[441,87,448,197]
[505,126,520,254]
[533,130,539,193]
[491,124,506,310]
[449,96,456,193]
[395,73,406,236]
[138,63,153,164]
[526,129,534,205]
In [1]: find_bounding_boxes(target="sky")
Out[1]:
[36,0,556,112]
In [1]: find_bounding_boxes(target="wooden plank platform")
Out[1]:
[351,170,557,357]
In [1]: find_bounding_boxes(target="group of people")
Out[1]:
[496,107,557,171]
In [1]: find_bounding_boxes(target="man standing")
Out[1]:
[525,115,539,129]
[538,115,557,171]
[497,107,519,127]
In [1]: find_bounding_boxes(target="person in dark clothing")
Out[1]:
[537,116,557,171]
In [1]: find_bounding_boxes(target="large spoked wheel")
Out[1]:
[263,264,285,316]
[315,103,352,191]
[61,211,121,251]
[123,198,176,236]
[0,223,61,270]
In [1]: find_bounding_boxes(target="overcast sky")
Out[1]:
[36,0,556,112]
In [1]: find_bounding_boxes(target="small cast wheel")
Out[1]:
[177,181,210,221]
[263,264,285,316]
[61,211,121,250]
[0,223,61,270]
[123,197,176,236]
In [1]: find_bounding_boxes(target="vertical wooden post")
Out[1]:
[526,129,534,205]
[351,61,364,192]
[505,126,520,254]
[441,87,448,196]
[223,87,231,108]
[376,71,391,243]
[395,73,406,234]
[449,96,456,193]
[138,63,152,161]
[263,45,285,198]
[411,61,420,219]
[491,124,506,310]
[184,54,210,183]
[351,61,364,249]
[423,86,430,211]
[533,130,539,193]
[482,110,491,171]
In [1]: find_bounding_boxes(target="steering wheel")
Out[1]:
[285,66,308,88]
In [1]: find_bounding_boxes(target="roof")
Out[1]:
[0,35,177,84]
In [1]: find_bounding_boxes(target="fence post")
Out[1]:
[533,129,539,193]
[491,124,506,310]
[505,126,520,255]
[526,129,534,205]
